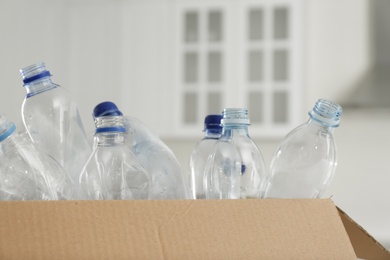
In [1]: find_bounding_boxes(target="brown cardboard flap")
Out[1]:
[337,207,390,260]
[0,199,357,259]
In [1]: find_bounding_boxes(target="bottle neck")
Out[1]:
[95,132,126,146]
[0,128,22,156]
[0,122,16,143]
[94,115,126,146]
[307,118,335,133]
[204,129,222,139]
[221,124,249,137]
[24,77,57,97]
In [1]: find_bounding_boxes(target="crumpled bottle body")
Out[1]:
[123,117,190,200]
[79,138,150,200]
[0,131,77,200]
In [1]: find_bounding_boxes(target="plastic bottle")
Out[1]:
[265,99,342,198]
[204,108,267,199]
[0,114,76,200]
[189,114,223,199]
[79,102,150,200]
[123,116,190,199]
[19,62,91,191]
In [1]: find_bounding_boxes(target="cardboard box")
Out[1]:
[0,199,388,259]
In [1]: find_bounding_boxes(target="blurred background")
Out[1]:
[0,0,389,248]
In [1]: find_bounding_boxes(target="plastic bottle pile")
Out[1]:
[0,61,342,201]
[0,62,190,201]
[189,100,342,199]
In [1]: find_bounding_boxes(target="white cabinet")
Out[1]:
[173,0,304,138]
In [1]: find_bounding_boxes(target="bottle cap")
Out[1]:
[93,101,123,117]
[309,99,342,127]
[204,114,223,131]
[0,114,16,142]
[20,62,52,86]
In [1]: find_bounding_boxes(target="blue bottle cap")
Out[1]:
[93,101,123,118]
[204,114,223,131]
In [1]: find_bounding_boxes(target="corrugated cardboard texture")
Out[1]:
[338,207,390,260]
[0,199,356,259]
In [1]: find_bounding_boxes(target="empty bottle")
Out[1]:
[19,62,91,191]
[123,116,190,199]
[204,108,267,199]
[265,99,342,198]
[189,114,223,199]
[79,102,150,200]
[0,114,76,200]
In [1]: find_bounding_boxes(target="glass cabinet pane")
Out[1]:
[208,51,222,83]
[248,50,263,82]
[274,7,288,40]
[184,52,198,83]
[207,92,221,114]
[208,11,222,42]
[273,49,288,81]
[249,92,263,123]
[184,93,198,123]
[249,8,263,41]
[273,92,287,123]
[185,11,198,42]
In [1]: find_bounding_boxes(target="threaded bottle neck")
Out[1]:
[221,108,250,127]
[308,99,342,128]
[20,62,56,97]
[20,62,52,86]
[94,116,126,134]
[94,116,126,146]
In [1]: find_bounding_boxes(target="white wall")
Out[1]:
[0,0,389,248]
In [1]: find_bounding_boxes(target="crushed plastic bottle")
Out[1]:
[123,116,190,199]
[79,102,150,200]
[0,114,76,200]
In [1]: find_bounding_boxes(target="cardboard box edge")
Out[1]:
[337,206,390,259]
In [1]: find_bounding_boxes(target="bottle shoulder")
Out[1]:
[25,85,74,102]
[283,122,335,143]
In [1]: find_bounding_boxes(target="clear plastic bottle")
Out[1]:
[0,114,76,200]
[19,62,91,191]
[123,116,190,199]
[265,99,342,198]
[189,114,223,199]
[204,108,267,199]
[79,102,150,200]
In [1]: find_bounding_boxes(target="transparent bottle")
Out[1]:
[79,102,150,200]
[19,62,91,191]
[123,116,190,199]
[0,114,76,200]
[265,99,342,198]
[204,108,267,199]
[189,114,223,199]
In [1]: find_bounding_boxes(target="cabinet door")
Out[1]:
[239,0,304,137]
[174,1,230,137]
